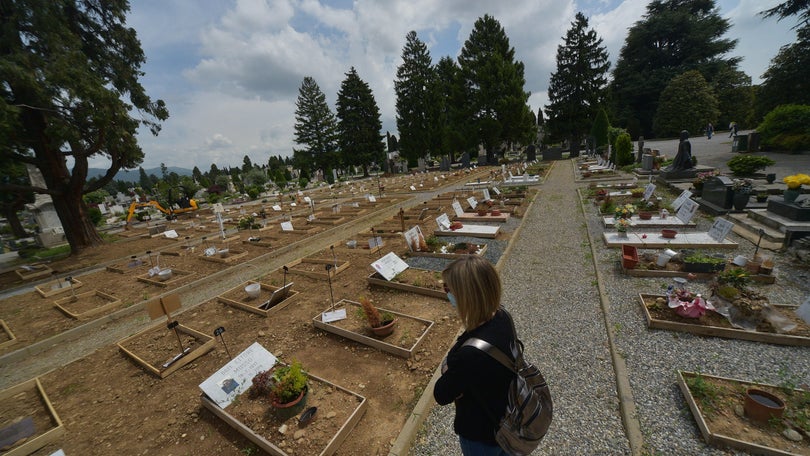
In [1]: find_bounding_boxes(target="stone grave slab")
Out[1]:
[602,231,738,249]
[602,216,696,229]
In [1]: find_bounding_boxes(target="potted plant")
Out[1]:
[731,178,753,211]
[783,173,810,204]
[755,192,769,203]
[692,170,720,195]
[614,218,631,236]
[614,203,637,220]
[251,360,309,419]
[358,297,396,337]
[682,252,727,273]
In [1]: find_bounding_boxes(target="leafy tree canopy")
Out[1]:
[653,70,719,137]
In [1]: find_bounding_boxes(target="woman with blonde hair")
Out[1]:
[434,255,513,455]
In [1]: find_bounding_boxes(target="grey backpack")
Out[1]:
[462,311,553,455]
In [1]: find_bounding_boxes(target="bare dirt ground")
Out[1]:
[0,168,541,455]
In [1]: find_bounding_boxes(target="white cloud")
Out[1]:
[125,0,798,170]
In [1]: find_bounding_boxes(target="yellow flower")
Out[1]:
[784,173,810,189]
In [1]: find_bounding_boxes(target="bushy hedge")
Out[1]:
[614,132,634,166]
[727,155,775,176]
[757,104,810,152]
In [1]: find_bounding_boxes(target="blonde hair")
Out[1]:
[442,255,501,330]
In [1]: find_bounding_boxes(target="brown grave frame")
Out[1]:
[34,277,84,298]
[0,319,17,350]
[366,271,446,299]
[217,281,300,317]
[677,370,808,456]
[136,268,195,287]
[200,372,367,456]
[199,248,249,264]
[52,290,123,320]
[14,264,53,281]
[407,242,488,260]
[312,299,434,358]
[0,378,64,456]
[638,293,809,346]
[284,258,350,280]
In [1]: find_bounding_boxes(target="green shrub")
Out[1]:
[757,104,810,152]
[87,207,103,226]
[727,155,775,176]
[614,132,634,166]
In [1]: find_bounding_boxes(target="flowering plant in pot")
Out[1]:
[783,173,810,203]
[614,218,631,233]
[251,360,309,417]
[614,203,637,219]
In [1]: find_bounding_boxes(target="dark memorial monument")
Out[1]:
[699,176,734,214]
[542,146,563,161]
[659,130,699,180]
[526,144,537,161]
[767,195,810,221]
[460,152,470,169]
[440,156,450,172]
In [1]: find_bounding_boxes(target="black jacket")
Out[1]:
[433,309,515,444]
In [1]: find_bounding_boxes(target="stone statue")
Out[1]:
[666,130,693,171]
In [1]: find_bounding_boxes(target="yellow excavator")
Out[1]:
[125,188,198,228]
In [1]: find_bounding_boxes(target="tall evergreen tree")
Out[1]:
[0,0,168,253]
[755,23,810,119]
[336,67,385,177]
[653,70,720,137]
[395,31,436,167]
[609,0,739,138]
[433,56,475,159]
[761,0,810,26]
[545,12,610,157]
[457,15,535,163]
[293,76,339,178]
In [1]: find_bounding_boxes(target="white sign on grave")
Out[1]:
[290,202,297,207]
[368,195,377,203]
[642,183,656,201]
[708,218,734,242]
[482,189,491,201]
[403,225,424,252]
[322,307,347,323]
[410,185,417,191]
[369,236,383,249]
[467,197,478,210]
[98,203,108,214]
[492,186,501,195]
[281,221,294,232]
[671,190,693,212]
[163,230,178,239]
[304,196,312,204]
[371,252,410,281]
[272,205,282,211]
[297,190,303,196]
[676,198,699,224]
[199,342,277,408]
[434,176,438,182]
[797,296,810,325]
[307,215,315,222]
[436,213,452,231]
[452,200,465,218]
[213,203,225,214]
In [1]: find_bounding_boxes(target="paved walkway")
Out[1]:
[409,160,633,455]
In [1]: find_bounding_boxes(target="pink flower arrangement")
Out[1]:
[669,293,714,318]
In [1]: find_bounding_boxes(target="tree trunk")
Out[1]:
[569,137,581,158]
[2,207,27,238]
[51,191,104,254]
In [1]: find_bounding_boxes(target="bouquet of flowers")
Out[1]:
[614,218,631,232]
[784,173,810,189]
[693,170,720,186]
[614,203,637,219]
[731,178,753,193]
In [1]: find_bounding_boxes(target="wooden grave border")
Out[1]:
[284,258,350,280]
[217,281,300,317]
[117,324,215,378]
[14,264,52,281]
[639,293,809,346]
[0,319,17,350]
[136,269,195,288]
[0,378,64,456]
[312,299,434,359]
[366,271,446,299]
[199,248,249,264]
[34,277,84,298]
[53,290,123,320]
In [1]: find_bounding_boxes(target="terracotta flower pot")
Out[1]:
[661,229,677,239]
[638,211,653,220]
[744,388,785,424]
[371,318,397,337]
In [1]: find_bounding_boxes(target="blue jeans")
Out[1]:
[459,435,508,456]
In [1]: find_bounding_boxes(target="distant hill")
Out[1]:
[86,166,193,183]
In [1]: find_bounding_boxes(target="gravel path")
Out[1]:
[410,157,810,455]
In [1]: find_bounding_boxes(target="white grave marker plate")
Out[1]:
[322,307,347,323]
[643,183,656,201]
[368,195,377,202]
[492,186,501,195]
[371,252,410,281]
[303,196,311,203]
[199,342,277,408]
[280,221,294,231]
[402,225,424,252]
[671,190,693,211]
[163,230,178,239]
[708,218,734,242]
[410,185,417,191]
[467,197,478,210]
[272,205,282,211]
[482,189,491,201]
[676,198,699,224]
[451,200,464,218]
[213,203,225,214]
[436,213,452,230]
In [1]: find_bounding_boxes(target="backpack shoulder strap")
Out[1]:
[462,337,516,373]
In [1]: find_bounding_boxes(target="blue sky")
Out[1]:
[116,0,797,170]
